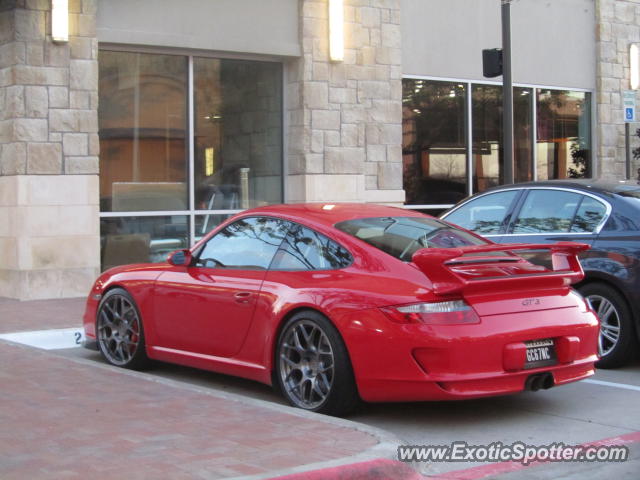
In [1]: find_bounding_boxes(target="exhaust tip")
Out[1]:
[525,372,554,392]
[525,374,541,391]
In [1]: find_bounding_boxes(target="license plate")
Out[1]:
[524,339,556,369]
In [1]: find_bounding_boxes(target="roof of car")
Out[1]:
[482,179,640,196]
[237,203,427,227]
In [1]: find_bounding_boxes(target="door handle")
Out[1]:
[234,292,252,304]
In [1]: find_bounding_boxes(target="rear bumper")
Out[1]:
[339,306,599,403]
[356,360,595,402]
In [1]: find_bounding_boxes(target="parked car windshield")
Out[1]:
[335,217,488,262]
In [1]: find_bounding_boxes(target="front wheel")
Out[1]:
[579,283,637,369]
[275,311,359,416]
[96,288,150,370]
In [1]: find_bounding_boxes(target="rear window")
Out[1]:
[334,217,488,262]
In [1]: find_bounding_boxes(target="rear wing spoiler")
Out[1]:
[411,242,590,296]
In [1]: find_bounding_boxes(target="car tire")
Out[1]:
[275,310,359,416]
[579,282,637,369]
[96,288,151,370]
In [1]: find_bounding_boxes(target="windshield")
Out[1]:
[334,217,488,262]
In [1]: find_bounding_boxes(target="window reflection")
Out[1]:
[196,217,289,270]
[194,58,283,210]
[570,197,607,232]
[512,190,582,233]
[472,86,532,192]
[271,224,352,270]
[101,216,189,270]
[472,84,502,191]
[445,190,520,234]
[537,90,591,180]
[99,51,188,212]
[515,88,533,182]
[335,217,487,262]
[402,80,468,205]
[194,214,233,243]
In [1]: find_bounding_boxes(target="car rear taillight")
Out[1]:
[380,300,480,325]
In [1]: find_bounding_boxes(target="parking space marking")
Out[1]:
[433,430,640,480]
[582,379,640,393]
[0,328,85,350]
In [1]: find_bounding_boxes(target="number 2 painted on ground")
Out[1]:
[74,332,82,345]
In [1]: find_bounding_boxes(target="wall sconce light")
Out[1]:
[329,0,344,62]
[631,44,639,90]
[52,0,69,43]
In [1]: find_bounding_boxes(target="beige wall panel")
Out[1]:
[97,0,301,57]
[402,0,596,89]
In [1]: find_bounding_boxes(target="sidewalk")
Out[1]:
[0,297,417,479]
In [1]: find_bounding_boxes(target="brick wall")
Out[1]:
[596,0,640,179]
[0,0,99,300]
[286,0,405,204]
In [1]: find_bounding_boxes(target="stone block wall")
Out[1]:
[596,0,640,179]
[0,0,99,300]
[286,0,405,204]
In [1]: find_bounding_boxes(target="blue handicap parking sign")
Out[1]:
[625,107,634,121]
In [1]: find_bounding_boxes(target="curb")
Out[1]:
[266,458,424,480]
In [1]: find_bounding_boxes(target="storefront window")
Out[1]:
[472,84,502,192]
[194,58,283,210]
[402,78,591,208]
[514,88,534,183]
[536,90,591,180]
[98,50,283,270]
[99,51,188,212]
[402,80,468,205]
[472,85,533,192]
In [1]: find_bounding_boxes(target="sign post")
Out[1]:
[502,0,514,184]
[623,90,636,180]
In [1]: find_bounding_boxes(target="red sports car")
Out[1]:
[83,203,599,415]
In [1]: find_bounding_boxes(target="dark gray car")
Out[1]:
[441,179,640,368]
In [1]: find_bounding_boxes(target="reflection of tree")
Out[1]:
[220,218,288,249]
[569,140,588,178]
[512,210,604,233]
[200,217,289,269]
[514,217,571,233]
[277,224,352,270]
[473,220,503,234]
[571,210,604,233]
[633,129,640,182]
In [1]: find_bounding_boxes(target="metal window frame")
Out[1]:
[98,47,286,247]
[401,75,596,211]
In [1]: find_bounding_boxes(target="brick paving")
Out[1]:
[0,298,395,479]
[0,297,85,333]
[0,341,380,479]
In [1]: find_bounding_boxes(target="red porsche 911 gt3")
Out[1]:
[83,203,599,416]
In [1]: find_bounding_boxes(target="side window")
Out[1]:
[570,197,607,233]
[444,191,520,234]
[512,190,582,234]
[270,223,352,271]
[196,217,290,270]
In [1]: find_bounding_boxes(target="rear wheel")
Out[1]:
[275,310,359,416]
[96,288,150,370]
[579,283,636,369]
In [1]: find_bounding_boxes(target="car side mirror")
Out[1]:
[168,249,192,267]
